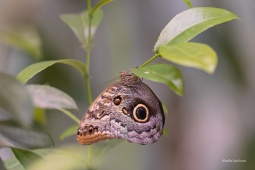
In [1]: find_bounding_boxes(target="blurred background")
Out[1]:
[0,0,255,170]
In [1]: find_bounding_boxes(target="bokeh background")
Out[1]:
[0,0,255,170]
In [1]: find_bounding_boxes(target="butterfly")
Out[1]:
[77,72,165,145]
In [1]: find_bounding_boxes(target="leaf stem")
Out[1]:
[139,53,160,68]
[57,108,80,124]
[90,0,112,15]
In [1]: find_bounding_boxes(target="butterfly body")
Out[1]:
[77,72,165,145]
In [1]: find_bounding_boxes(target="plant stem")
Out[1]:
[86,0,94,170]
[139,53,160,68]
[87,0,92,52]
[85,69,93,105]
[85,0,93,105]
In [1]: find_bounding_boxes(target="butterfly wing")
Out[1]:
[77,73,165,145]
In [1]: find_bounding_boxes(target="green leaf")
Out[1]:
[59,124,78,140]
[132,63,184,96]
[60,9,103,49]
[60,14,86,46]
[159,42,217,73]
[3,156,25,170]
[0,72,33,127]
[3,148,57,170]
[34,108,47,125]
[27,144,121,170]
[0,121,54,149]
[27,146,90,170]
[4,141,122,170]
[0,26,43,59]
[154,7,239,51]
[16,59,87,84]
[182,0,193,8]
[163,128,168,137]
[162,104,169,117]
[25,85,78,111]
[25,85,80,124]
[25,84,80,124]
[11,148,43,169]
[32,148,59,158]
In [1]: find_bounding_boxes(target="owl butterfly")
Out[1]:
[77,72,165,145]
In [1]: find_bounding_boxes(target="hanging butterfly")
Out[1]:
[77,72,165,145]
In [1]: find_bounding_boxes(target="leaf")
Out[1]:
[27,144,121,170]
[182,0,193,8]
[25,85,78,111]
[60,14,86,46]
[4,141,121,170]
[132,63,184,96]
[162,104,169,117]
[0,121,54,149]
[154,7,239,51]
[0,138,15,148]
[3,156,25,170]
[11,148,43,169]
[3,148,57,170]
[0,26,43,59]
[27,146,90,170]
[0,72,33,127]
[25,85,80,124]
[60,9,103,49]
[32,148,60,158]
[158,42,217,73]
[34,108,47,125]
[163,128,168,137]
[59,124,78,140]
[16,59,87,84]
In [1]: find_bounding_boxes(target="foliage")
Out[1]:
[0,0,239,169]
[0,27,43,59]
